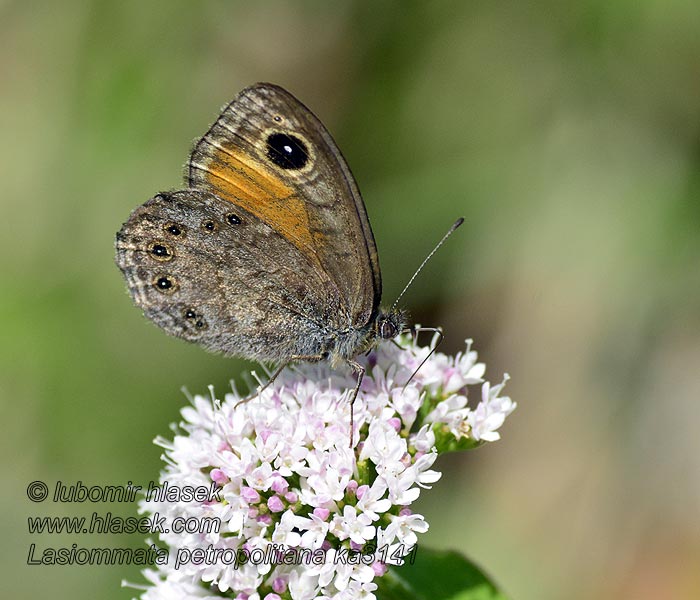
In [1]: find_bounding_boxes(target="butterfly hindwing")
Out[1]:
[115,190,338,361]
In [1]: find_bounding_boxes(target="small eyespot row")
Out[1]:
[153,275,178,293]
[183,307,208,330]
[149,242,173,261]
[202,220,218,233]
[164,222,185,236]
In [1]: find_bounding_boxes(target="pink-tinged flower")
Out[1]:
[267,495,285,513]
[296,510,331,549]
[355,480,392,520]
[270,475,289,495]
[210,468,228,485]
[330,505,376,545]
[271,509,302,546]
[248,462,274,490]
[313,507,330,520]
[241,486,261,504]
[384,512,429,546]
[133,335,514,600]
[468,377,516,442]
[271,576,287,593]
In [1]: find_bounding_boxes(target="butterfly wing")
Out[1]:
[115,190,339,361]
[187,83,382,329]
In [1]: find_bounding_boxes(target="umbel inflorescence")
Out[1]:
[130,334,515,600]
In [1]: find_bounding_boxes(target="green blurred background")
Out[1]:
[3,1,700,598]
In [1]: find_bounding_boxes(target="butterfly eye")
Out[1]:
[149,242,173,261]
[266,132,309,170]
[153,275,178,293]
[226,213,242,225]
[164,223,185,236]
[202,220,218,233]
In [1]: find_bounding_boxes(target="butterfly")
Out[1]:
[115,82,415,406]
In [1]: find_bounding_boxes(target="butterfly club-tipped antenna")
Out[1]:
[390,217,464,314]
[390,217,464,387]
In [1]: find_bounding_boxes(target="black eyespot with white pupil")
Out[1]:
[266,133,308,170]
[154,276,177,293]
[164,223,185,236]
[226,213,241,225]
[150,243,173,261]
[202,220,217,233]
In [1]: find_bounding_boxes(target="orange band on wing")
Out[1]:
[199,143,316,254]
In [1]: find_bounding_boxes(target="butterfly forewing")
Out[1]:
[187,83,382,329]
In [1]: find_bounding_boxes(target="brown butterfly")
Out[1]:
[115,83,413,405]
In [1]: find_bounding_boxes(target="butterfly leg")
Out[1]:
[345,359,366,448]
[236,363,288,406]
[236,354,325,406]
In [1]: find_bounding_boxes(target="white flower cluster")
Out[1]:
[131,336,515,600]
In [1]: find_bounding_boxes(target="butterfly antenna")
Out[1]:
[390,217,464,312]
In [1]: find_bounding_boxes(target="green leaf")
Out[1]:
[376,547,507,600]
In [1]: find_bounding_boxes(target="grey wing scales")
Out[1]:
[115,190,335,362]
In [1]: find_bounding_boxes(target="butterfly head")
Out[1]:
[375,309,406,341]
